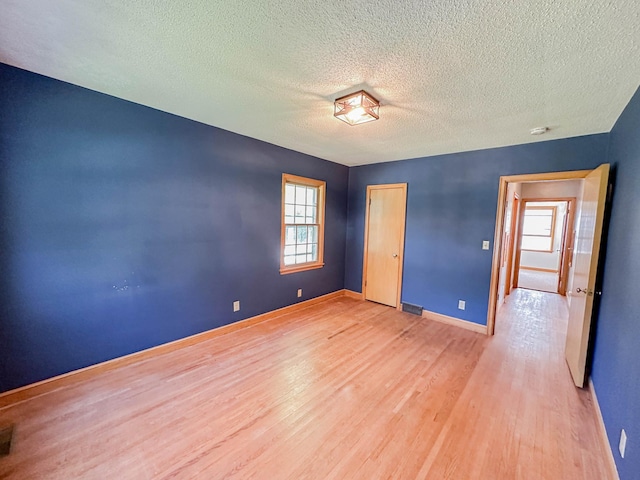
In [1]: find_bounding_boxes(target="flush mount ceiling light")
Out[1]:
[334,90,380,126]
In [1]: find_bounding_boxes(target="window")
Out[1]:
[521,206,556,252]
[280,174,325,274]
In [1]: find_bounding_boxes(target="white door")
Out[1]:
[565,164,610,387]
[363,184,407,307]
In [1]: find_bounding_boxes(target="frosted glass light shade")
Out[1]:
[334,90,380,126]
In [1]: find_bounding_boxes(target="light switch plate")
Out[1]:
[458,300,466,310]
[482,240,490,250]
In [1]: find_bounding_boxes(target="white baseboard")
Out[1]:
[589,378,620,480]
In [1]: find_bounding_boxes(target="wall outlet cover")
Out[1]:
[233,301,240,312]
[297,289,302,298]
[458,300,466,310]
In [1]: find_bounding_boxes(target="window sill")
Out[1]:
[280,263,325,275]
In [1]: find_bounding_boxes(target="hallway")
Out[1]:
[517,270,559,294]
[436,287,612,478]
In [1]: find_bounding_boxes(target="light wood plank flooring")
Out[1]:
[518,269,559,294]
[0,290,611,479]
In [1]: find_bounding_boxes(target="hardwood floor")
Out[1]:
[0,290,611,479]
[518,269,560,294]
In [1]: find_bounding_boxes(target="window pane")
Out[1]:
[523,214,552,236]
[296,226,307,243]
[285,204,294,217]
[295,186,306,205]
[306,188,316,205]
[522,236,552,251]
[294,204,305,223]
[311,243,317,260]
[285,226,296,245]
[526,208,554,216]
[296,244,306,254]
[308,226,318,243]
[306,205,316,222]
[284,255,295,265]
[284,245,295,256]
[285,184,295,204]
[295,254,307,264]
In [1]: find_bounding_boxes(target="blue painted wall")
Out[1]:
[0,63,348,393]
[591,87,640,479]
[2,62,638,479]
[345,135,609,324]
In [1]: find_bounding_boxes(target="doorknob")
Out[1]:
[392,253,398,258]
[576,287,593,295]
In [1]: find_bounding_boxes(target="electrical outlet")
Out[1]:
[233,300,240,312]
[482,240,490,250]
[458,300,466,310]
[619,429,627,458]
[297,289,302,298]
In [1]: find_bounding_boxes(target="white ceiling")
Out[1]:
[1,0,639,166]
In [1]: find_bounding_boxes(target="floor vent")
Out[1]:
[0,425,14,456]
[402,303,423,316]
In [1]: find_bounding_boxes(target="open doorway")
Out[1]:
[514,198,576,295]
[496,179,582,309]
[487,166,610,387]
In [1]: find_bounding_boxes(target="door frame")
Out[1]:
[557,198,576,296]
[512,197,576,295]
[487,170,591,335]
[504,193,519,296]
[362,183,408,310]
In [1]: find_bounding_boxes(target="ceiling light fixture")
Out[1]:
[334,90,380,126]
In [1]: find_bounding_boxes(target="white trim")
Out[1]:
[588,378,620,480]
[422,309,488,335]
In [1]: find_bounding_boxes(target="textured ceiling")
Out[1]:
[1,0,639,166]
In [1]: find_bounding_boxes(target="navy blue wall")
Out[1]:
[0,63,348,393]
[591,87,640,479]
[2,63,638,479]
[345,135,609,324]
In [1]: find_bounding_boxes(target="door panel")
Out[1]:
[364,185,407,307]
[565,164,609,387]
